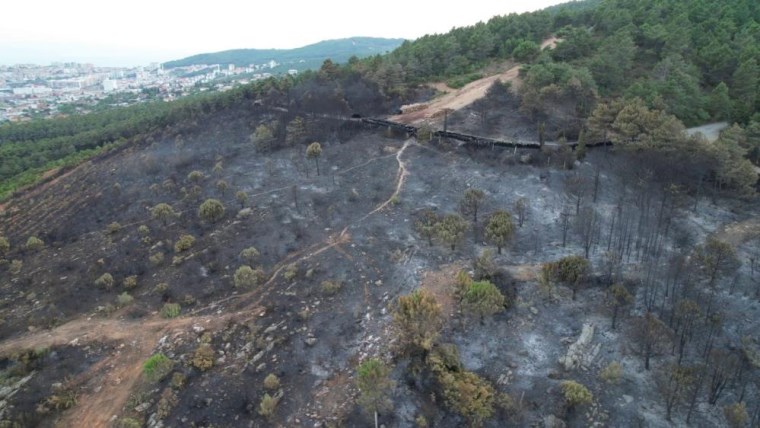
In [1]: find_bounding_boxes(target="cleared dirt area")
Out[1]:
[390,65,521,125]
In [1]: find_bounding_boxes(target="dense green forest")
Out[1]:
[382,0,760,126]
[1,0,759,201]
[163,37,404,72]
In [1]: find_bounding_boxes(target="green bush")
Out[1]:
[106,222,122,234]
[116,292,134,307]
[258,393,280,419]
[198,198,225,223]
[561,380,593,407]
[174,234,195,253]
[171,372,186,390]
[25,236,44,252]
[94,273,114,289]
[263,373,280,391]
[187,170,204,183]
[0,236,10,255]
[321,280,342,295]
[149,252,165,266]
[462,280,506,320]
[446,73,483,89]
[9,259,22,275]
[239,246,260,264]
[160,303,181,319]
[234,265,264,288]
[724,402,749,428]
[599,361,623,384]
[143,353,174,383]
[123,275,137,289]
[192,344,214,371]
[117,418,142,428]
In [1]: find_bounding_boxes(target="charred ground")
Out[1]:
[0,94,758,428]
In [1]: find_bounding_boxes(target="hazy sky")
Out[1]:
[1,0,566,67]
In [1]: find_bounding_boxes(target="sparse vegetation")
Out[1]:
[9,259,23,275]
[356,358,394,424]
[599,361,623,384]
[149,251,165,266]
[461,280,506,322]
[116,292,134,307]
[174,234,195,252]
[94,273,115,289]
[123,275,137,289]
[187,170,204,183]
[192,344,215,371]
[436,213,468,251]
[160,303,181,319]
[306,142,323,175]
[106,222,122,234]
[25,236,44,252]
[235,190,248,208]
[723,402,749,428]
[143,353,174,383]
[150,203,177,226]
[233,265,264,288]
[264,373,280,391]
[258,392,280,419]
[459,188,485,223]
[0,236,9,255]
[321,280,342,295]
[561,380,593,409]
[198,198,225,223]
[414,209,440,246]
[393,289,443,354]
[239,246,260,264]
[484,210,514,254]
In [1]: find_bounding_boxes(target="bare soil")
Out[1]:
[391,65,522,126]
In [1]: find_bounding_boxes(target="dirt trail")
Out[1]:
[0,313,236,428]
[359,139,412,221]
[390,66,521,125]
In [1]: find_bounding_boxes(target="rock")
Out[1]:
[543,415,566,428]
[135,402,151,413]
[251,350,265,364]
[558,323,597,371]
[622,395,633,405]
[530,307,539,315]
[305,337,318,346]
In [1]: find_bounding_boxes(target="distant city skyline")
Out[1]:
[1,0,566,67]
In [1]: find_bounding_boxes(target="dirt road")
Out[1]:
[390,65,521,125]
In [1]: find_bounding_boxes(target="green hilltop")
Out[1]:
[163,37,405,71]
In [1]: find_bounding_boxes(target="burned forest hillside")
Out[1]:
[0,0,759,427]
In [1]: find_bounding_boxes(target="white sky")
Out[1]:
[0,0,566,67]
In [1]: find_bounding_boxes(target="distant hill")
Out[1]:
[163,37,405,71]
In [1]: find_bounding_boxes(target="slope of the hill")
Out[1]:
[163,37,404,71]
[0,96,758,427]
